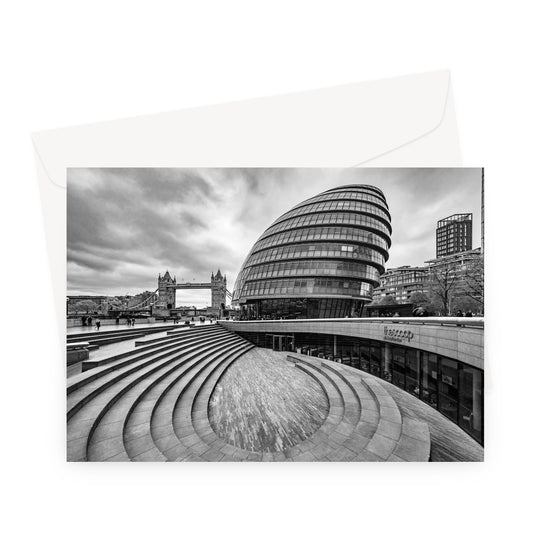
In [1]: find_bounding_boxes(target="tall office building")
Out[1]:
[436,213,472,257]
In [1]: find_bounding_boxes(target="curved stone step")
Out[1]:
[87,337,248,461]
[287,357,379,461]
[287,355,401,461]
[67,329,235,415]
[123,339,250,461]
[166,345,254,461]
[189,350,250,461]
[316,359,431,462]
[67,334,241,461]
[79,325,224,372]
[149,342,252,461]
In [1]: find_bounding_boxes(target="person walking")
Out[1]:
[131,317,135,327]
[95,318,101,330]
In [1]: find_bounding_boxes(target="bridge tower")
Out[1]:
[211,269,227,312]
[158,270,176,310]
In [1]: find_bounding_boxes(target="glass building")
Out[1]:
[232,184,392,319]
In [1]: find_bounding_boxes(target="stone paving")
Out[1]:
[66,326,480,462]
[209,348,329,452]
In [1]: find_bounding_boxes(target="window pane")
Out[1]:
[392,347,406,389]
[459,364,483,443]
[421,352,438,409]
[405,349,420,397]
[439,358,459,423]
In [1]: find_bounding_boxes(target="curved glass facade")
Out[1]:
[233,184,392,319]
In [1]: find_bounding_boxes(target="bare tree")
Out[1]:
[428,263,458,316]
[462,254,484,307]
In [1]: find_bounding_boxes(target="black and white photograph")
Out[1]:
[66,168,484,462]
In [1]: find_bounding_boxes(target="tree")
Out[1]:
[379,296,398,306]
[408,291,436,315]
[408,292,430,306]
[462,255,484,309]
[68,300,98,314]
[428,263,458,316]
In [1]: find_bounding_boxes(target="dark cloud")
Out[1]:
[67,168,482,304]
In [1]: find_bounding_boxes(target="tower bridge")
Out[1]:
[156,269,228,315]
[67,269,231,317]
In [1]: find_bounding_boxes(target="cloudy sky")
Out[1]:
[67,168,482,306]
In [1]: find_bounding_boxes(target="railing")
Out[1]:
[232,316,484,329]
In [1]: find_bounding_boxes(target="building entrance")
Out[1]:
[267,334,295,352]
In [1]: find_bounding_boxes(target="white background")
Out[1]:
[1,1,531,532]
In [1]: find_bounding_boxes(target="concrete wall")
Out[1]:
[220,318,484,370]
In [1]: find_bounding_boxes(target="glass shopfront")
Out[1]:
[235,329,484,445]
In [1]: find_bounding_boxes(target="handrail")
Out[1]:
[231,316,484,329]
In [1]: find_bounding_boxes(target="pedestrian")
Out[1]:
[88,316,92,327]
[131,317,135,326]
[127,317,131,326]
[115,317,120,325]
[465,310,473,317]
[95,318,101,330]
[456,309,464,317]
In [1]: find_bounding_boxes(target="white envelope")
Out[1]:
[32,69,461,338]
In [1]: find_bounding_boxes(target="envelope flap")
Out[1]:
[33,70,452,188]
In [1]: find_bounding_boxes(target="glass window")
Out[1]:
[370,344,382,377]
[459,364,483,442]
[421,352,438,409]
[405,349,420,397]
[392,347,405,389]
[360,342,370,373]
[439,358,459,423]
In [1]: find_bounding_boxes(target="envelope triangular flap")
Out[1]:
[33,70,451,188]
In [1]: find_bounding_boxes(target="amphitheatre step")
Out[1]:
[289,361,358,461]
[68,333,246,461]
[87,337,249,461]
[190,350,252,459]
[166,324,218,335]
[322,362,431,461]
[122,339,249,462]
[76,329,229,374]
[134,342,251,461]
[82,325,221,369]
[148,343,252,461]
[294,355,431,462]
[167,345,254,462]
[66,324,180,341]
[133,324,217,346]
[68,329,236,418]
[286,354,399,461]
[69,332,148,347]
